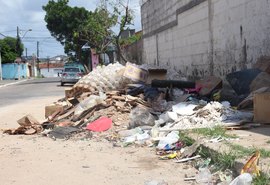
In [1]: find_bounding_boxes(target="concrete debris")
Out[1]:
[161,101,253,130]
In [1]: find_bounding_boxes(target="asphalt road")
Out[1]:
[0,78,70,107]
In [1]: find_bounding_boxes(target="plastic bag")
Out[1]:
[196,168,213,184]
[74,92,106,116]
[229,173,252,185]
[157,131,179,150]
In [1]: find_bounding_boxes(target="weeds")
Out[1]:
[193,126,236,138]
[179,132,195,146]
[228,144,270,158]
[198,146,236,171]
[253,172,270,185]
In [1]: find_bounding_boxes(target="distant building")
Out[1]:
[120,29,135,39]
[38,55,68,77]
[39,62,64,77]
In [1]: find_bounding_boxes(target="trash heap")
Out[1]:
[3,62,256,140]
[3,59,270,184]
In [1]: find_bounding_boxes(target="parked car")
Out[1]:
[60,67,84,86]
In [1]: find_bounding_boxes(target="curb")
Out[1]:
[0,79,30,88]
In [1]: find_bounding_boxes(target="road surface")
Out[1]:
[0,77,196,185]
[0,78,67,107]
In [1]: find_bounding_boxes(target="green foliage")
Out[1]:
[43,0,134,64]
[120,32,142,46]
[193,126,237,138]
[43,0,90,58]
[228,144,270,158]
[198,146,237,171]
[179,132,195,146]
[0,37,23,63]
[253,172,270,185]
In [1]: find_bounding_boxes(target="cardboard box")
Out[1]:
[197,76,222,96]
[146,69,167,84]
[254,93,270,123]
[45,105,64,118]
[123,62,148,82]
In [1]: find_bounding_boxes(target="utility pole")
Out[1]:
[37,41,40,76]
[37,41,39,58]
[25,48,27,58]
[0,48,2,80]
[47,56,50,72]
[16,26,21,57]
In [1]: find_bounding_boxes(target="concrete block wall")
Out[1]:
[142,0,270,79]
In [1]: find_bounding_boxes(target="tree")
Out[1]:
[95,0,134,63]
[43,0,134,65]
[0,37,23,63]
[43,0,90,61]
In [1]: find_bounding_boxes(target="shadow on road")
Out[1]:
[56,84,74,87]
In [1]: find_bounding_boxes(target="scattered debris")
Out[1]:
[3,61,270,184]
[86,117,112,132]
[229,173,252,185]
[144,180,168,185]
[175,155,201,163]
[241,151,260,176]
[48,126,81,139]
[226,69,261,95]
[4,115,43,135]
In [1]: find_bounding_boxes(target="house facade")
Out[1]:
[141,0,270,79]
[38,55,68,77]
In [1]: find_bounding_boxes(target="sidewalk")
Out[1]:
[0,78,30,88]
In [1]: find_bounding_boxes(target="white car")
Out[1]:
[60,67,84,86]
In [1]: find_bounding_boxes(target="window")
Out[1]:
[64,68,80,72]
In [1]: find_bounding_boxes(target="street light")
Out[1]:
[16,27,32,57]
[21,29,32,39]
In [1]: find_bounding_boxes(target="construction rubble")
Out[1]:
[3,60,270,184]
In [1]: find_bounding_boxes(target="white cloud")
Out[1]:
[0,0,141,58]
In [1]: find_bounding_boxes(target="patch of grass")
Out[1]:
[266,140,270,144]
[228,144,270,158]
[193,126,236,138]
[198,146,236,171]
[253,172,270,185]
[179,132,195,146]
[178,133,237,171]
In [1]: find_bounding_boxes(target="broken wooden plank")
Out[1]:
[111,95,126,101]
[56,106,76,121]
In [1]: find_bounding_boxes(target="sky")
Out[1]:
[0,0,141,58]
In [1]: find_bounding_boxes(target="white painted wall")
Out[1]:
[40,68,63,77]
[142,0,270,79]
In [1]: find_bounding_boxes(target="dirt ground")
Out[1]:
[0,96,197,185]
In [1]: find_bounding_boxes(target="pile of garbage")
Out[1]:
[4,60,270,184]
[4,62,256,140]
